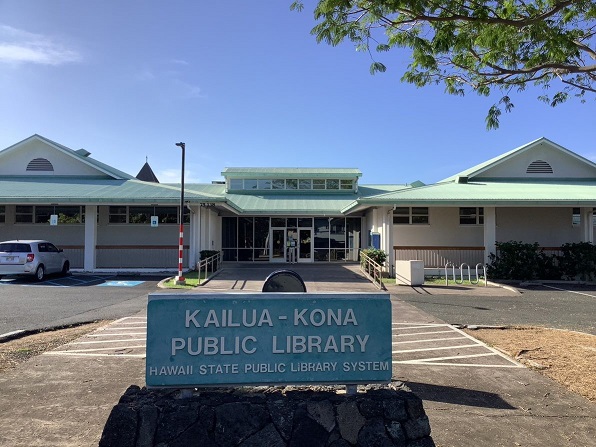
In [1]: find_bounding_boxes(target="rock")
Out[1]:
[215,402,269,445]
[289,408,328,447]
[136,405,158,447]
[357,418,394,447]
[267,399,295,441]
[99,404,138,447]
[336,401,366,444]
[240,423,285,447]
[403,416,431,440]
[386,421,406,446]
[383,399,408,421]
[307,399,336,432]
[154,402,200,444]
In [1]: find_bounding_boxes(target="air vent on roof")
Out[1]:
[26,158,54,172]
[76,148,91,157]
[526,160,553,174]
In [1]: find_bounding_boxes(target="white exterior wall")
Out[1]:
[496,207,582,246]
[0,140,109,176]
[393,207,484,246]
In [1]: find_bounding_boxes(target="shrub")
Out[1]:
[360,249,387,271]
[557,242,596,281]
[487,241,558,280]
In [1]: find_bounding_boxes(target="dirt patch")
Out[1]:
[0,321,107,373]
[465,326,596,402]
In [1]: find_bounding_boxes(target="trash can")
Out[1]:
[395,260,424,286]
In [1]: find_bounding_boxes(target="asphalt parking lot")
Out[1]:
[395,282,596,335]
[0,273,169,336]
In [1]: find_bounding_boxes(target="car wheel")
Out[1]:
[61,261,70,276]
[35,265,45,282]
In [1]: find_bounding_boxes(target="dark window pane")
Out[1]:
[326,179,339,190]
[230,179,242,189]
[313,179,325,190]
[314,218,329,248]
[286,179,298,190]
[129,206,152,224]
[238,217,253,248]
[298,218,312,227]
[254,217,269,249]
[222,217,238,248]
[272,179,285,189]
[35,206,52,223]
[271,218,285,227]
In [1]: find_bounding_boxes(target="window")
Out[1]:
[286,179,298,190]
[0,205,4,223]
[15,205,33,223]
[460,207,484,225]
[257,179,271,190]
[299,179,312,190]
[572,208,581,226]
[313,179,326,190]
[129,206,152,224]
[340,180,353,190]
[393,207,429,225]
[272,179,285,190]
[109,206,127,223]
[326,179,339,190]
[35,206,83,224]
[244,179,257,190]
[229,179,243,190]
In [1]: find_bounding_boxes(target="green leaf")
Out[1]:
[370,62,387,75]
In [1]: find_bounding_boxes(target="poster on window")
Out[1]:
[50,214,58,226]
[151,216,159,227]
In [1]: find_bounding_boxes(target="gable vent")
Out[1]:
[26,158,54,172]
[526,160,553,174]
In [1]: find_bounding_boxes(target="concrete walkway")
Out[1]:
[0,264,594,446]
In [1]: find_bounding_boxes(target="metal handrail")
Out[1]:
[360,251,385,290]
[196,252,222,285]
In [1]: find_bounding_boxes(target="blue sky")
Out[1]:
[1,1,595,185]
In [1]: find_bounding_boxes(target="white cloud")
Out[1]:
[0,24,81,65]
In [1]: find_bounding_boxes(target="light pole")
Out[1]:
[175,142,186,285]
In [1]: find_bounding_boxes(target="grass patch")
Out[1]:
[162,270,209,288]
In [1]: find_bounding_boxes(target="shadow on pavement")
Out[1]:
[405,381,516,409]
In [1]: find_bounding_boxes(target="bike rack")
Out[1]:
[445,262,487,287]
[444,262,455,285]
[455,263,470,285]
[473,263,487,287]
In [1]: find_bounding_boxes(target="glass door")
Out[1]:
[298,228,313,262]
[270,228,286,262]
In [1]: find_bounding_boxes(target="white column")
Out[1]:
[189,205,201,268]
[208,209,214,249]
[382,207,394,274]
[84,205,97,271]
[483,206,496,264]
[581,207,594,243]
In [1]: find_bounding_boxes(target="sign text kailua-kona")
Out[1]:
[146,293,392,387]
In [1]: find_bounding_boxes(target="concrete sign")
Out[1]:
[146,293,392,387]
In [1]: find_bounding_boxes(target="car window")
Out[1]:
[0,243,32,252]
[37,243,47,253]
[47,243,59,253]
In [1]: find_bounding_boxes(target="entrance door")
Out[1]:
[271,228,286,262]
[298,228,313,262]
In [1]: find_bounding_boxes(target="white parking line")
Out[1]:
[394,343,480,354]
[69,338,146,344]
[396,330,455,337]
[102,326,147,330]
[57,345,146,353]
[45,351,145,358]
[541,284,596,298]
[393,336,465,345]
[88,332,146,337]
[392,322,523,368]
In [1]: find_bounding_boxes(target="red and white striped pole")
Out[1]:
[175,142,186,285]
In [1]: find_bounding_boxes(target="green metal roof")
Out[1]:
[224,193,360,215]
[0,177,220,204]
[355,180,596,206]
[222,167,362,179]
